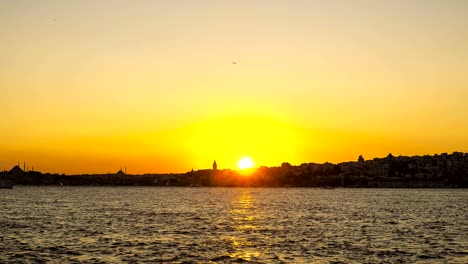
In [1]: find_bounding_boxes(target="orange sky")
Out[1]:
[1,1,467,174]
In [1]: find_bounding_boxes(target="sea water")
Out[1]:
[1,187,467,263]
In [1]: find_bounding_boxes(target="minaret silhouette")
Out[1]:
[213,160,217,171]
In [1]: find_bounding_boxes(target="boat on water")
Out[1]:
[0,180,13,189]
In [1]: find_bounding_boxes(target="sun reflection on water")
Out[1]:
[227,190,261,260]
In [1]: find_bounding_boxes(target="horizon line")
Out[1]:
[3,151,466,176]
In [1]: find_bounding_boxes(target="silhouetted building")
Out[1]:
[213,160,217,171]
[9,165,24,175]
[358,155,365,163]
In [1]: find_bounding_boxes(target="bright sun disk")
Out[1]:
[238,156,255,170]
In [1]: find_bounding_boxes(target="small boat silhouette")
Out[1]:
[0,180,13,189]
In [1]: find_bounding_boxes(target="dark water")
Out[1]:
[0,187,467,263]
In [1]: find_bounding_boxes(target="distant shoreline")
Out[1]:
[3,185,467,189]
[1,152,467,188]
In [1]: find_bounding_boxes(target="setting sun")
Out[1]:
[238,157,255,170]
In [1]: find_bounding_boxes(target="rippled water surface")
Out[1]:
[1,187,467,263]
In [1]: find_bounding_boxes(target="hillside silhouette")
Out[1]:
[1,152,467,188]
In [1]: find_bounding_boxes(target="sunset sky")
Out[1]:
[1,1,467,174]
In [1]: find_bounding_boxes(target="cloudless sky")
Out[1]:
[1,0,467,173]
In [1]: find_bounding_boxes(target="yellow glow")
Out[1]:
[183,113,302,171]
[1,2,467,173]
[237,156,255,170]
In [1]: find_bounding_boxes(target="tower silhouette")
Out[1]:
[213,160,217,171]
